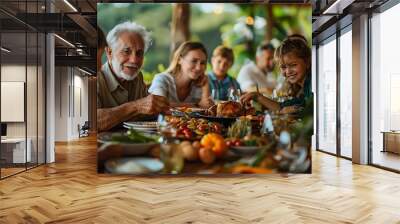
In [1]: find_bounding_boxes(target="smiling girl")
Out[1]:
[148,41,213,108]
[240,36,312,113]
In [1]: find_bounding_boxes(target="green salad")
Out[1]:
[111,128,159,143]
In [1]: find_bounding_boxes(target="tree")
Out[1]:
[265,4,274,42]
[170,3,190,58]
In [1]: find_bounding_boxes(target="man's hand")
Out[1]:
[134,94,170,115]
[97,95,169,132]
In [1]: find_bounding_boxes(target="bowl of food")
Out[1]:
[165,116,224,140]
[200,101,256,127]
[229,146,261,156]
[226,135,269,156]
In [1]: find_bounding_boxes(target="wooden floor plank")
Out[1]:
[0,135,399,223]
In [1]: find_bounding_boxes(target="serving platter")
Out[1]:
[170,107,206,117]
[195,113,237,127]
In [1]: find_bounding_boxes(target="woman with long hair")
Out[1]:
[149,41,213,108]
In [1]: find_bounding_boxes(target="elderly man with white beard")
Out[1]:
[97,21,169,131]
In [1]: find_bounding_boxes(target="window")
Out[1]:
[312,45,317,150]
[339,28,352,158]
[317,36,337,154]
[371,2,400,171]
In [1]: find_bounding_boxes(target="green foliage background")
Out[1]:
[98,3,311,84]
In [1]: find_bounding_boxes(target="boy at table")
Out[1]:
[208,45,241,101]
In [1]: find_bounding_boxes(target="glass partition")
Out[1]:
[27,31,38,169]
[0,0,46,179]
[38,32,45,165]
[1,25,28,178]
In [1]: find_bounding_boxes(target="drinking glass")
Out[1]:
[261,111,274,135]
[228,88,241,102]
[211,89,224,105]
[156,114,183,174]
[157,114,176,141]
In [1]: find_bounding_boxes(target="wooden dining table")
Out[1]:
[96,111,310,175]
[97,137,274,175]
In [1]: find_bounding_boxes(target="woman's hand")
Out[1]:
[240,92,281,112]
[194,73,208,87]
[279,105,302,114]
[198,97,214,109]
[199,74,213,108]
[240,92,262,104]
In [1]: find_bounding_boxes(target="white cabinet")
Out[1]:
[382,132,400,154]
[1,138,32,163]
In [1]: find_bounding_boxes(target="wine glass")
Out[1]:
[157,114,176,142]
[261,111,274,135]
[211,89,220,104]
[156,114,183,174]
[228,88,241,102]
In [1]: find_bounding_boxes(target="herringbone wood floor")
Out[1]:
[0,136,399,224]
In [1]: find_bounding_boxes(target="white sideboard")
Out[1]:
[1,138,32,163]
[382,131,400,154]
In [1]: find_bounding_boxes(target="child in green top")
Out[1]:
[240,35,312,114]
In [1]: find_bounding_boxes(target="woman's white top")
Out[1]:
[148,72,202,104]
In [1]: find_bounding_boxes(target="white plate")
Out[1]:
[97,132,159,156]
[230,146,261,156]
[122,125,158,133]
[129,126,157,131]
[105,157,164,174]
[127,125,158,129]
[124,121,158,128]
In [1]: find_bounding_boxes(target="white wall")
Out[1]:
[55,67,69,141]
[54,67,89,141]
[73,73,89,137]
